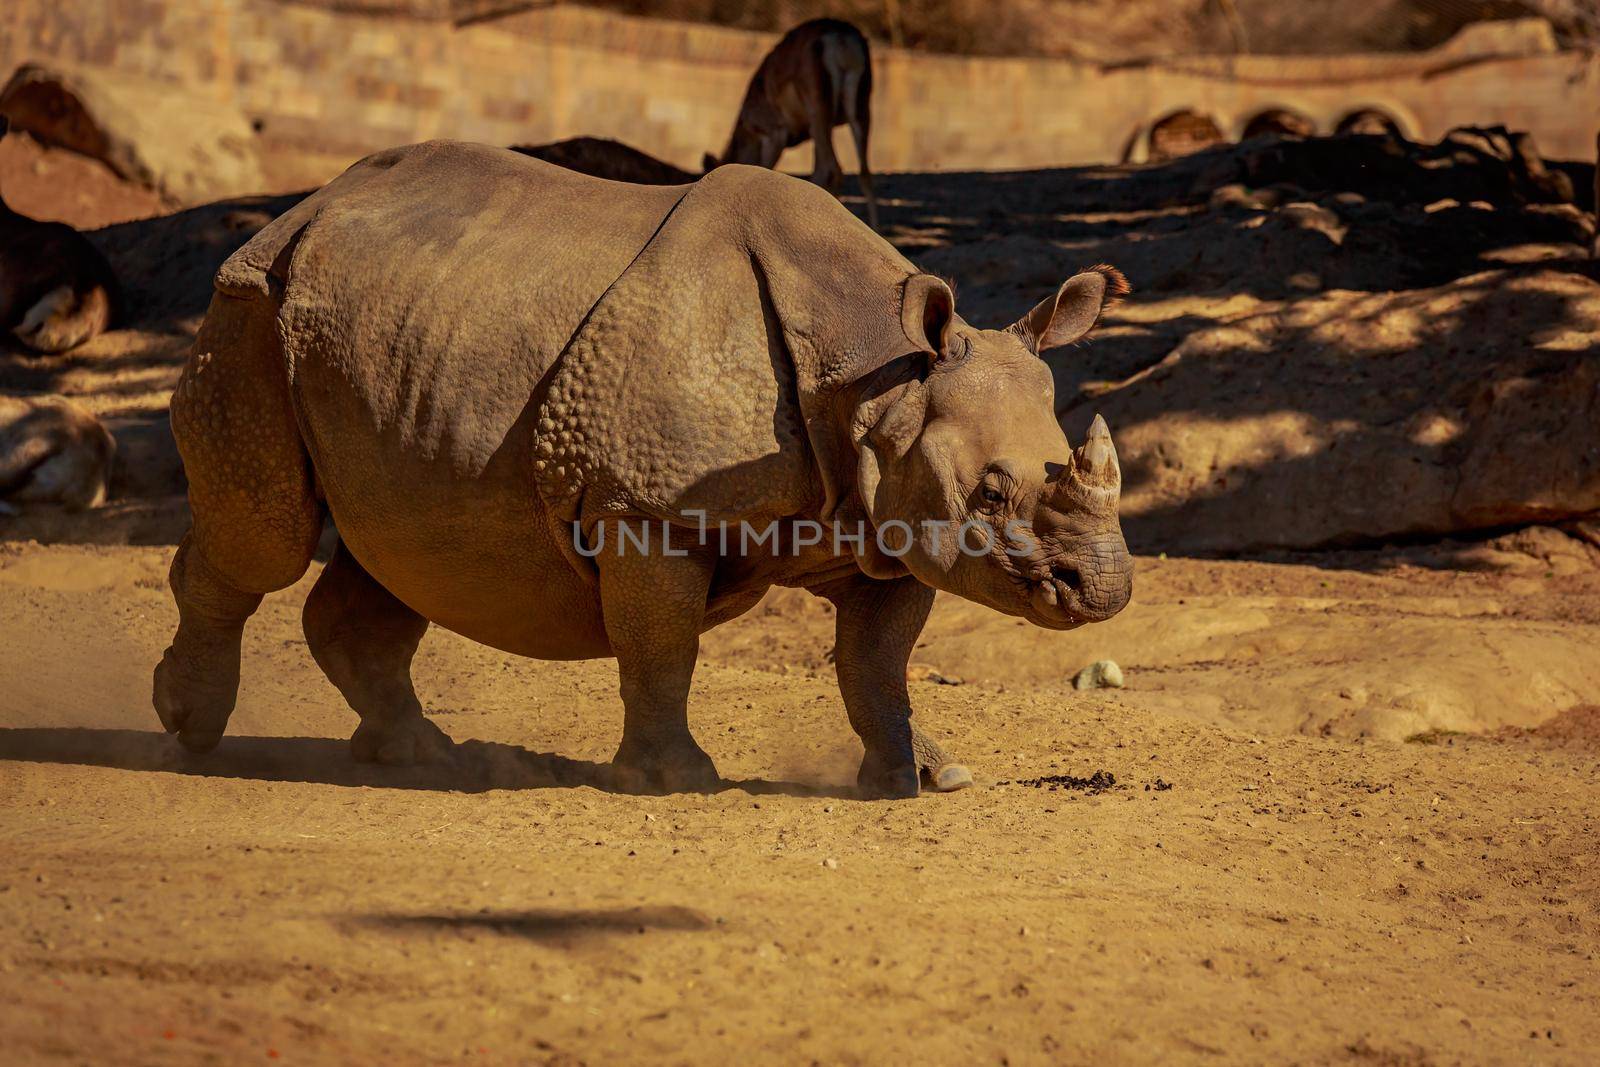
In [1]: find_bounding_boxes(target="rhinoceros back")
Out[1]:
[251,141,686,481]
[209,141,686,653]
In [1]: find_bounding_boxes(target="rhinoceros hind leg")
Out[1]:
[599,527,721,794]
[302,541,453,766]
[153,538,269,753]
[155,289,324,751]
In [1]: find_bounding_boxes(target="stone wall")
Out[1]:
[2,1,1597,190]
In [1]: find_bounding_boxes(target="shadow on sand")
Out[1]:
[350,905,718,945]
[0,726,854,799]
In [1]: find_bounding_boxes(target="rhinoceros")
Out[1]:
[152,141,1132,798]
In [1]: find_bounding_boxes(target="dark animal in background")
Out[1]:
[0,115,119,353]
[703,19,878,229]
[513,137,695,186]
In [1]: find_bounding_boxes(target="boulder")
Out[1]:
[0,64,265,205]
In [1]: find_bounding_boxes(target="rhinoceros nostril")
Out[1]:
[1051,564,1082,592]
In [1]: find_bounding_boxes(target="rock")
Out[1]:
[908,663,964,686]
[0,63,265,205]
[1073,660,1125,690]
[0,394,115,511]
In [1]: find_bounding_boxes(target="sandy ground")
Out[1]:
[1,542,1597,1065]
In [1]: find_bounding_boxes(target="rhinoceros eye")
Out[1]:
[975,467,1017,512]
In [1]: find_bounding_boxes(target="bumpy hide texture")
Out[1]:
[533,163,920,540]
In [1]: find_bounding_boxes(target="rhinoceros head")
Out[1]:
[848,266,1133,630]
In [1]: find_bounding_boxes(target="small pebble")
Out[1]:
[821,857,839,870]
[1073,660,1125,690]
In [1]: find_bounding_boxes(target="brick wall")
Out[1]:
[2,1,1597,190]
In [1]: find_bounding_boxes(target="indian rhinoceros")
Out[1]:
[152,141,1132,799]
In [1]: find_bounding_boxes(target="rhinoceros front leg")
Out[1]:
[821,573,972,799]
[598,522,722,794]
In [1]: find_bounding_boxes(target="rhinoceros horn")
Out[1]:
[1052,413,1121,509]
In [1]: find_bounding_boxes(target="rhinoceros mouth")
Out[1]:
[981,541,1085,628]
[1022,559,1093,628]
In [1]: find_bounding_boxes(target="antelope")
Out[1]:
[0,115,119,353]
[704,18,879,230]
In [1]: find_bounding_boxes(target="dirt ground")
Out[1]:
[3,131,1599,1062]
[1,543,1597,1065]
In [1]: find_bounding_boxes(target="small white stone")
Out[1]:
[821,857,839,870]
[1073,660,1125,690]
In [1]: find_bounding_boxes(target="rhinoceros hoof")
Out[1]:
[152,649,236,754]
[858,757,920,801]
[610,740,722,795]
[924,762,975,792]
[350,715,455,766]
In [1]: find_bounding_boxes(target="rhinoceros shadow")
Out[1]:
[0,726,854,798]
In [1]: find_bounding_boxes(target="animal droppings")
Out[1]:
[1073,660,1125,690]
[999,770,1117,793]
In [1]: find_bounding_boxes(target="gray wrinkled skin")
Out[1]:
[152,140,1132,799]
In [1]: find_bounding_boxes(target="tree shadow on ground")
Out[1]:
[1078,274,1600,556]
[0,727,855,799]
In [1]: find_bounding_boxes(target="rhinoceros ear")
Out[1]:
[901,274,956,361]
[1009,265,1129,353]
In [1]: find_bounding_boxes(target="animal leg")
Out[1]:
[153,538,269,752]
[820,573,968,798]
[152,292,323,752]
[804,45,844,192]
[846,88,878,231]
[808,115,843,193]
[302,542,451,766]
[598,520,721,794]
